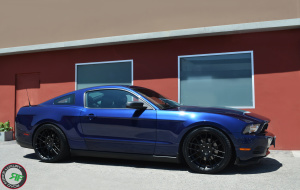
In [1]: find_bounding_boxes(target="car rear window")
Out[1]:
[54,94,75,105]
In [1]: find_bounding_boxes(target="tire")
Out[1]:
[182,127,232,174]
[33,124,70,162]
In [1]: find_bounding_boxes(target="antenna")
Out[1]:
[26,89,31,107]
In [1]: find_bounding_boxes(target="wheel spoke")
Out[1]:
[53,144,61,152]
[212,154,224,159]
[35,128,61,160]
[185,130,228,172]
[189,142,199,146]
[188,147,198,151]
[188,151,199,158]
[191,155,203,162]
[37,137,45,143]
[51,148,59,155]
[194,135,202,145]
[213,149,225,154]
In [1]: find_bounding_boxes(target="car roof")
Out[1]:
[75,85,147,92]
[40,85,152,106]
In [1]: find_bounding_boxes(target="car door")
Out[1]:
[80,88,157,154]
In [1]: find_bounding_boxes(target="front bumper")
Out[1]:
[233,131,276,164]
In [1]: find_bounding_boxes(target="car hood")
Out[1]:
[167,106,270,123]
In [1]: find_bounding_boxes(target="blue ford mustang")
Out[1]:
[16,85,275,173]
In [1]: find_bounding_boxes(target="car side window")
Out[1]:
[54,94,75,105]
[85,89,150,109]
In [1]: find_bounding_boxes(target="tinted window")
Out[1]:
[86,89,149,109]
[132,87,180,110]
[180,52,253,107]
[54,94,75,105]
[76,61,132,90]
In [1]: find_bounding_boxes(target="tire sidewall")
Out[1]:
[182,127,232,174]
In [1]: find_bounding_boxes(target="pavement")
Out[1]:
[0,140,299,190]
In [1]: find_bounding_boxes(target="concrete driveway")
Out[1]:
[0,140,299,190]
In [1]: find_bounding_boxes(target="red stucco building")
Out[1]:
[1,1,300,150]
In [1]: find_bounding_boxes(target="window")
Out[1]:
[76,60,133,90]
[179,51,254,108]
[85,89,150,109]
[131,86,180,110]
[54,94,75,105]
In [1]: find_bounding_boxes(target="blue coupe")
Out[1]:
[16,85,275,173]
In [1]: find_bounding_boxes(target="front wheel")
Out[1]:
[33,124,70,162]
[182,127,232,174]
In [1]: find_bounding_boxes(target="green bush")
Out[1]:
[0,121,12,132]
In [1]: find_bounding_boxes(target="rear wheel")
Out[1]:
[33,124,70,162]
[182,127,232,174]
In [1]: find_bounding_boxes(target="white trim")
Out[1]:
[75,59,133,90]
[178,56,181,105]
[1,18,300,56]
[178,51,255,109]
[251,51,255,109]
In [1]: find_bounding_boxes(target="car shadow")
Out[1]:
[23,153,186,171]
[23,153,282,174]
[217,158,283,175]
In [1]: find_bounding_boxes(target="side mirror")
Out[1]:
[126,101,146,109]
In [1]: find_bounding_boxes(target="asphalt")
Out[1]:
[0,140,299,190]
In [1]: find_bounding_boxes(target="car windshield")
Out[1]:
[131,87,181,110]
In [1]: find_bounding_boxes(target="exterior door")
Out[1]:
[80,89,157,154]
[15,73,40,115]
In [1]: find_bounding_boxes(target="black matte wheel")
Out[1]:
[33,124,70,162]
[182,127,232,174]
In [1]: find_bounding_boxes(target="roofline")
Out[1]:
[75,85,132,92]
[1,18,300,56]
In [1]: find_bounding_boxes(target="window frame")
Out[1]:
[83,88,156,110]
[178,51,255,109]
[75,59,133,90]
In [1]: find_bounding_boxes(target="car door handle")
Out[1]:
[88,113,96,120]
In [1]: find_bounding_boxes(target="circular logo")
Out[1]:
[1,163,27,189]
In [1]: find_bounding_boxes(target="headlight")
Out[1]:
[243,124,260,134]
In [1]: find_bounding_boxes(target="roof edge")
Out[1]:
[1,18,300,56]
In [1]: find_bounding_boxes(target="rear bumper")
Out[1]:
[16,139,33,149]
[15,121,33,149]
[233,131,276,163]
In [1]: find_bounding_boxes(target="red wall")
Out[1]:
[0,29,299,149]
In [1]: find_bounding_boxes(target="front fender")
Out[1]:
[155,110,246,156]
[177,121,234,142]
